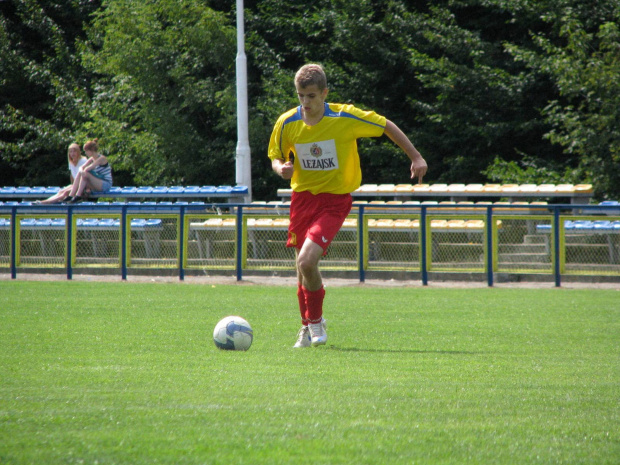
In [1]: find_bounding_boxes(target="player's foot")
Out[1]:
[293,325,311,348]
[309,318,327,347]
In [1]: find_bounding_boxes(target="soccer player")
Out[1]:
[268,63,427,348]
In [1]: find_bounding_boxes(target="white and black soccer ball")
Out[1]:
[213,316,253,351]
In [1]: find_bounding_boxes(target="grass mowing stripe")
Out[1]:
[0,282,618,464]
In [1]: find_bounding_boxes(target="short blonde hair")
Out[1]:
[295,64,327,90]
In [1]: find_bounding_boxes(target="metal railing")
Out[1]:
[1,203,618,286]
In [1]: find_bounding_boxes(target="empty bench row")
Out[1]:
[0,218,162,229]
[277,183,594,203]
[191,217,490,231]
[0,201,214,207]
[0,218,164,259]
[537,220,620,232]
[0,185,249,199]
[247,200,553,214]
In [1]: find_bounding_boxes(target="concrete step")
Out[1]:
[523,234,549,245]
[496,262,552,270]
[499,244,548,254]
[498,252,550,263]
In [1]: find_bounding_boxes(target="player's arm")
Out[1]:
[384,119,428,184]
[272,158,294,180]
[268,116,295,180]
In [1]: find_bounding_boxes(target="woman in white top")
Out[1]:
[36,143,87,204]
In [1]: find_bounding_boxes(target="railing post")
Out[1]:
[553,206,561,287]
[358,205,365,283]
[486,206,494,287]
[420,205,428,286]
[179,206,185,281]
[236,205,243,281]
[121,206,128,280]
[66,207,73,280]
[10,207,16,280]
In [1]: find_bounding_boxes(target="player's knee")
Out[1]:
[296,253,318,276]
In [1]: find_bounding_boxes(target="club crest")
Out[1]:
[310,143,322,158]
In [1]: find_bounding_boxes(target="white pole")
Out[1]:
[235,0,252,202]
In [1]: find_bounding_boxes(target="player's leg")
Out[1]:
[293,254,311,348]
[297,239,327,346]
[289,191,314,347]
[293,243,324,347]
[300,193,352,347]
[297,238,323,291]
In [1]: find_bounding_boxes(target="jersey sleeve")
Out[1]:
[268,110,297,161]
[345,105,387,139]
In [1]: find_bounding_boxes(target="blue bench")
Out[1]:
[0,201,218,216]
[536,220,620,264]
[0,185,249,202]
[587,200,620,215]
[0,217,161,229]
[0,218,163,258]
[536,220,620,232]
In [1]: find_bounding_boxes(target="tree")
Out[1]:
[0,0,99,186]
[80,0,237,185]
[503,12,620,199]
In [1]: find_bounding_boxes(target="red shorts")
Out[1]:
[287,191,353,254]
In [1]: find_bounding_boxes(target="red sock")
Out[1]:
[303,286,325,324]
[297,283,308,326]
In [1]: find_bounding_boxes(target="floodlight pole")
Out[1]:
[235,0,252,202]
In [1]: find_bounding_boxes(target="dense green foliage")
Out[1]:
[1,281,619,463]
[1,0,619,199]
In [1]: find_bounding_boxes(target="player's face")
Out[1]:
[296,84,327,119]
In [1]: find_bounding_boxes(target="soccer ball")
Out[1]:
[213,316,253,351]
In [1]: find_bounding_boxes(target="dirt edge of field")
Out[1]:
[2,272,619,290]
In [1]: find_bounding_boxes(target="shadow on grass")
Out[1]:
[327,345,482,355]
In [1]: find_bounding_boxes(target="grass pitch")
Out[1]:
[0,281,618,464]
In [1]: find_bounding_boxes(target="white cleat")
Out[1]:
[309,318,327,347]
[293,325,311,348]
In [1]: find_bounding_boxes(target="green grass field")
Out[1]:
[0,281,618,464]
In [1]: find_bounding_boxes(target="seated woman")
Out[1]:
[36,143,87,204]
[66,138,113,204]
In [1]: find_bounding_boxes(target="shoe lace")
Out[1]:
[296,326,309,342]
[309,322,323,338]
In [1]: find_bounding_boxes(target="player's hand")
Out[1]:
[410,158,428,184]
[280,161,294,180]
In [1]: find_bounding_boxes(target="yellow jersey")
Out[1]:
[268,103,386,194]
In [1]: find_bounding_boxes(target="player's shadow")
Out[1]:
[327,345,481,355]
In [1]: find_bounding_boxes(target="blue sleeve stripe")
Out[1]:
[283,106,303,126]
[324,103,385,129]
[279,107,303,156]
